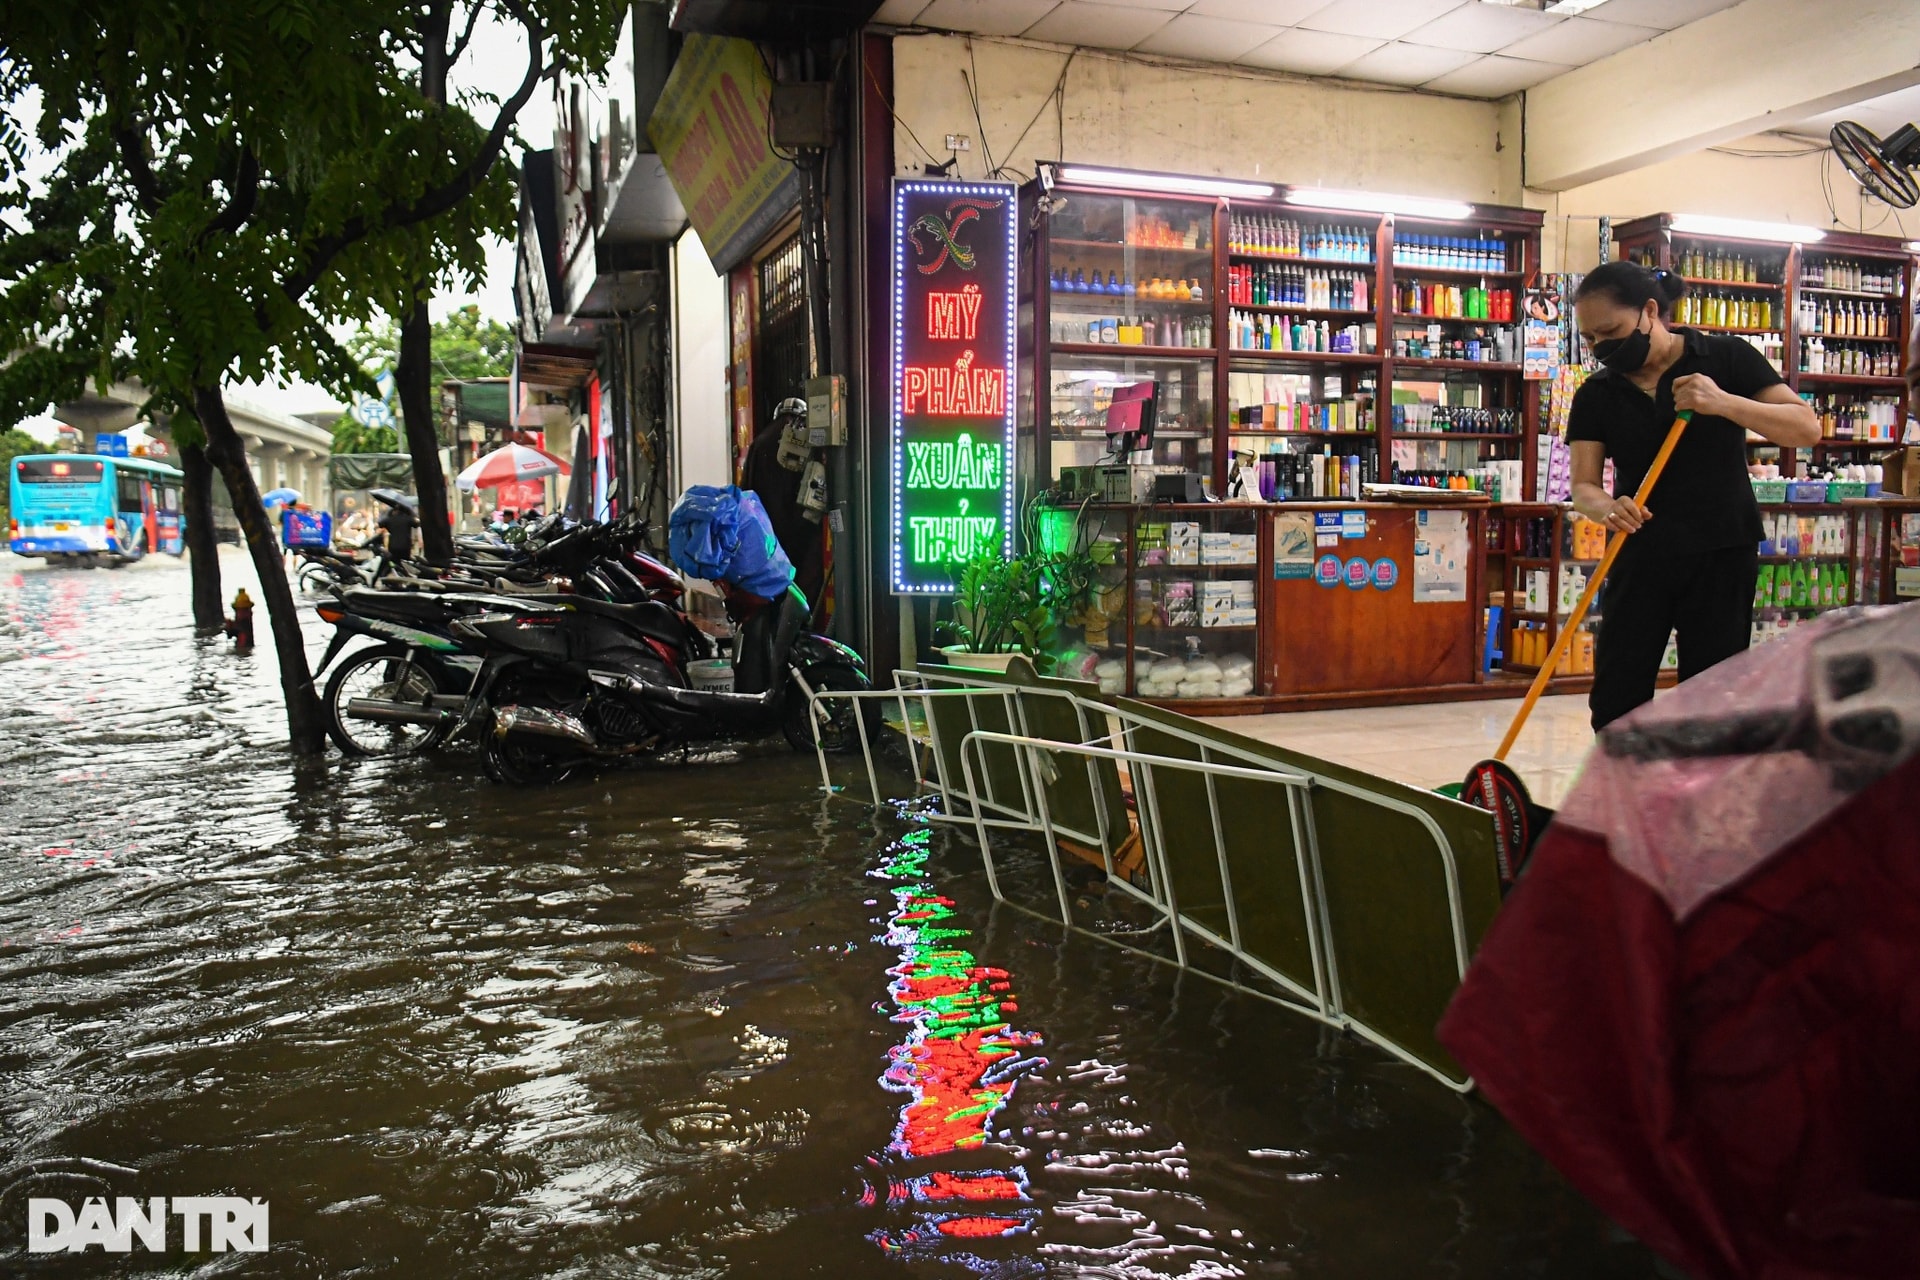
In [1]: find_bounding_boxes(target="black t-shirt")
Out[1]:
[1566,328,1782,554]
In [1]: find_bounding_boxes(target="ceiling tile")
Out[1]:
[1498,16,1662,66]
[1335,40,1478,87]
[1186,0,1334,24]
[1402,3,1563,53]
[1579,0,1742,31]
[1023,0,1178,48]
[1133,12,1285,61]
[1422,53,1572,98]
[1299,0,1469,42]
[1061,0,1189,9]
[872,0,933,20]
[914,0,1062,37]
[1239,28,1384,75]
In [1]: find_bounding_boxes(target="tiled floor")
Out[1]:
[1205,694,1597,808]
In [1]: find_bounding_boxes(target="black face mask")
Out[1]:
[1591,315,1652,375]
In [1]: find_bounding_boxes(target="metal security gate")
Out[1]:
[755,232,810,428]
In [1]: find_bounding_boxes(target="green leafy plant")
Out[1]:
[940,549,1057,670]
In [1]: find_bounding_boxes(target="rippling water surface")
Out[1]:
[0,552,1653,1277]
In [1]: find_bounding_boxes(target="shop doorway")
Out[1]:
[755,231,811,429]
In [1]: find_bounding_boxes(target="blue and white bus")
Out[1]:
[9,454,186,564]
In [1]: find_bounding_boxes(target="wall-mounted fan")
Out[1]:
[1831,120,1920,209]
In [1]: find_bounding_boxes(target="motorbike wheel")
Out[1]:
[479,672,581,786]
[324,643,453,758]
[481,726,576,786]
[784,664,875,755]
[297,562,336,594]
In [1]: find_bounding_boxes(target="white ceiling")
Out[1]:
[870,0,1746,100]
[1775,82,1920,143]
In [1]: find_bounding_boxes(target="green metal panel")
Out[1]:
[1128,725,1317,997]
[916,661,1127,853]
[1114,700,1503,1085]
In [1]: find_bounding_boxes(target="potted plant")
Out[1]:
[937,547,1055,672]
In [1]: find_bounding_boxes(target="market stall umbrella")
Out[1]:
[1438,605,1920,1280]
[454,442,570,493]
[367,488,417,512]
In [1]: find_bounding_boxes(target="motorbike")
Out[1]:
[450,580,872,785]
[295,545,373,593]
[313,514,695,757]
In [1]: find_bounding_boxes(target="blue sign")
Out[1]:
[1314,512,1342,537]
[1340,509,1367,539]
[95,433,129,457]
[1343,557,1372,590]
[1314,553,1342,587]
[1372,557,1400,590]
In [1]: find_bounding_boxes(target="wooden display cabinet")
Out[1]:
[1614,216,1917,480]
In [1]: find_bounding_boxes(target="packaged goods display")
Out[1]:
[1800,256,1900,295]
[1228,216,1372,263]
[1391,232,1514,272]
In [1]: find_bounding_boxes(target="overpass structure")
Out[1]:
[51,380,336,511]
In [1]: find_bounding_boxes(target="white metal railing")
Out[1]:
[805,673,1479,1091]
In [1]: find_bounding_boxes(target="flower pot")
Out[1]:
[937,645,1023,673]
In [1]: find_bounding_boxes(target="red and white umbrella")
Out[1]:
[454,442,571,492]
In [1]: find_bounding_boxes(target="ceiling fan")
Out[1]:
[1830,119,1920,210]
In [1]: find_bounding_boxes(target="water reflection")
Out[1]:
[0,555,1652,1277]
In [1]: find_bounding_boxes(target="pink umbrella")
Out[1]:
[454,442,570,492]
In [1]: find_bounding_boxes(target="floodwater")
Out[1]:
[0,551,1655,1278]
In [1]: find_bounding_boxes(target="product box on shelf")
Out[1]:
[1168,522,1200,565]
[1879,447,1920,497]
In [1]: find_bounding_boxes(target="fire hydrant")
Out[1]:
[225,588,255,652]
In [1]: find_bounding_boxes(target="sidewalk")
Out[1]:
[1202,694,1596,808]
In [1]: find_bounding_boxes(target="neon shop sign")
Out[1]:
[889,180,1017,594]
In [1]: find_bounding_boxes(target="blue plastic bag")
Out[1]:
[669,485,795,599]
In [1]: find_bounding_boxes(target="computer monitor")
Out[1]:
[1104,380,1157,458]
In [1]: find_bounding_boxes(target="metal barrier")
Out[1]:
[806,671,1491,1091]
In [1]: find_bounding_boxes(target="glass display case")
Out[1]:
[1037,189,1216,485]
[1126,506,1260,701]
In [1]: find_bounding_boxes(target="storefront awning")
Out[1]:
[514,344,598,391]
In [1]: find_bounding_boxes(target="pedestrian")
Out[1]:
[1568,261,1819,730]
[375,497,416,569]
[338,497,374,547]
[740,396,822,606]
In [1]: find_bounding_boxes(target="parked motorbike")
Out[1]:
[313,514,695,757]
[451,580,872,785]
[295,545,373,593]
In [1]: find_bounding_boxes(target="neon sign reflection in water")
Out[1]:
[866,821,1044,1266]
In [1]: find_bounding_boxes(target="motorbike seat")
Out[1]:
[570,595,687,649]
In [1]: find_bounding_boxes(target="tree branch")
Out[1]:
[206,148,261,237]
[448,0,485,71]
[277,5,547,308]
[112,125,166,214]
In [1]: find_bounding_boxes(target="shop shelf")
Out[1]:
[1387,262,1524,281]
[1229,253,1375,271]
[1133,562,1258,573]
[1392,312,1511,324]
[1052,294,1213,309]
[1800,331,1901,343]
[1681,275,1782,290]
[1758,554,1851,563]
[1393,357,1523,373]
[1511,610,1602,622]
[1687,323,1783,336]
[1817,438,1900,447]
[1052,341,1216,358]
[1134,623,1258,632]
[1392,431,1522,441]
[1513,556,1600,567]
[1795,372,1904,388]
[1798,285,1902,300]
[1051,429,1212,441]
[1226,348,1381,365]
[1232,302,1374,320]
[1053,237,1211,255]
[1226,427,1379,439]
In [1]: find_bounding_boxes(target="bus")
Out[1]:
[9,453,186,564]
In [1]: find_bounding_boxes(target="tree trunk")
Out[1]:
[178,440,225,633]
[396,298,454,565]
[193,386,326,754]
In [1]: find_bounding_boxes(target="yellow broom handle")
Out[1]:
[1495,411,1692,762]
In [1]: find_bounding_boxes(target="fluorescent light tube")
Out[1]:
[1669,213,1827,243]
[1286,187,1475,220]
[1055,166,1276,199]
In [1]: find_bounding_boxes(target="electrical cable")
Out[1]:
[963,40,996,178]
[989,49,1074,181]
[862,56,939,168]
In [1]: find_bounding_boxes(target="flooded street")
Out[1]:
[0,551,1652,1278]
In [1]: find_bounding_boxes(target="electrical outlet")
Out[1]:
[944,134,972,153]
